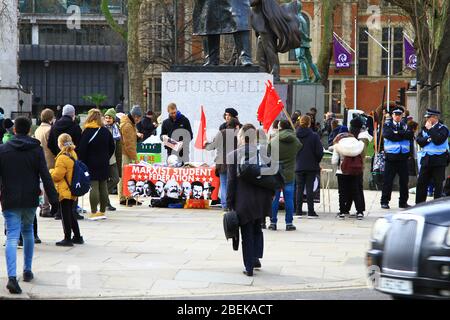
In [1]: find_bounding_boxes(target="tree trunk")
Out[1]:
[441,65,450,125]
[316,0,338,86]
[128,0,143,108]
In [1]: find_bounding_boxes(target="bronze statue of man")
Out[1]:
[251,0,301,81]
[193,0,253,66]
[295,0,321,83]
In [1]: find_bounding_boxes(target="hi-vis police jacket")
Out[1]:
[383,119,414,161]
[416,122,450,167]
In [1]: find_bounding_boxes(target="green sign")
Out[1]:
[137,143,162,154]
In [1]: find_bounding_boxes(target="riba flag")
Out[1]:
[333,35,352,68]
[404,36,417,70]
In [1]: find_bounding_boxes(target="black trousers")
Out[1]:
[381,160,409,205]
[416,165,447,204]
[60,199,81,240]
[240,219,264,273]
[296,171,317,214]
[337,174,365,213]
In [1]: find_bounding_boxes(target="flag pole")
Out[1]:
[354,18,358,110]
[281,106,296,130]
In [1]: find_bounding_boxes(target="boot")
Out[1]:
[297,61,310,83]
[234,31,253,66]
[311,63,322,83]
[203,35,220,66]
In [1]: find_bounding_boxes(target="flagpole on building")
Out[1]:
[333,32,357,110]
[354,18,358,110]
[364,29,391,112]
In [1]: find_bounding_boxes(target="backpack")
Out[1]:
[237,145,284,191]
[64,155,91,197]
[341,154,363,176]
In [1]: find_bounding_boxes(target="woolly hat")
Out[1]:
[350,117,363,130]
[130,105,143,117]
[62,104,76,117]
[3,118,14,130]
[104,108,117,119]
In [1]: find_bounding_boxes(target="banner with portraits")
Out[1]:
[122,164,220,204]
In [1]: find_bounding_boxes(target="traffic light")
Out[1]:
[396,87,406,107]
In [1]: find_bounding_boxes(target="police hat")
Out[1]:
[424,108,440,118]
[390,106,405,115]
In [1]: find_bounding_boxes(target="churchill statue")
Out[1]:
[193,0,253,66]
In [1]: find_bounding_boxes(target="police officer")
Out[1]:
[415,109,449,204]
[381,106,414,209]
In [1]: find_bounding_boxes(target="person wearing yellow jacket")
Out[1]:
[50,133,84,247]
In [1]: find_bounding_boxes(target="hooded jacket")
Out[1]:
[0,135,58,210]
[332,133,365,174]
[269,129,303,183]
[120,114,138,161]
[295,127,324,172]
[78,122,115,181]
[48,115,82,157]
[50,150,78,201]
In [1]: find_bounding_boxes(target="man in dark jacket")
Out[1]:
[295,115,324,218]
[47,104,83,219]
[161,103,193,162]
[136,110,157,141]
[48,104,82,157]
[415,109,449,204]
[381,106,414,209]
[0,117,58,294]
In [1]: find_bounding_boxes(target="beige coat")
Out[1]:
[34,122,55,169]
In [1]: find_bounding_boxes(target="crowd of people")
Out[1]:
[0,100,448,291]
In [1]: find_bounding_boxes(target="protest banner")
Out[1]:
[122,164,220,204]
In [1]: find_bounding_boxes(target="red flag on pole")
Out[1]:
[195,106,207,149]
[257,81,271,123]
[261,82,284,133]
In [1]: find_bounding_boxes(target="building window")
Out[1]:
[288,49,297,62]
[38,24,124,46]
[359,0,368,10]
[358,27,368,76]
[381,27,403,76]
[148,78,162,113]
[324,80,342,114]
[19,24,32,44]
[22,1,124,14]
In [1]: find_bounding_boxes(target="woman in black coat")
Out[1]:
[227,124,273,276]
[78,109,115,220]
[295,115,324,218]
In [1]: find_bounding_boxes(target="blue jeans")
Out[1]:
[220,173,228,209]
[271,182,295,225]
[3,208,36,278]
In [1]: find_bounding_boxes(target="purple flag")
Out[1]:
[404,36,417,70]
[333,35,352,68]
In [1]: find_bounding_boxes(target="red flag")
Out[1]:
[195,105,207,149]
[257,81,271,123]
[262,83,284,132]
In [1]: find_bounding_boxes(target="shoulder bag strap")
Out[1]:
[88,128,101,144]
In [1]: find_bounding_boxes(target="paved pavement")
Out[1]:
[0,190,408,299]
